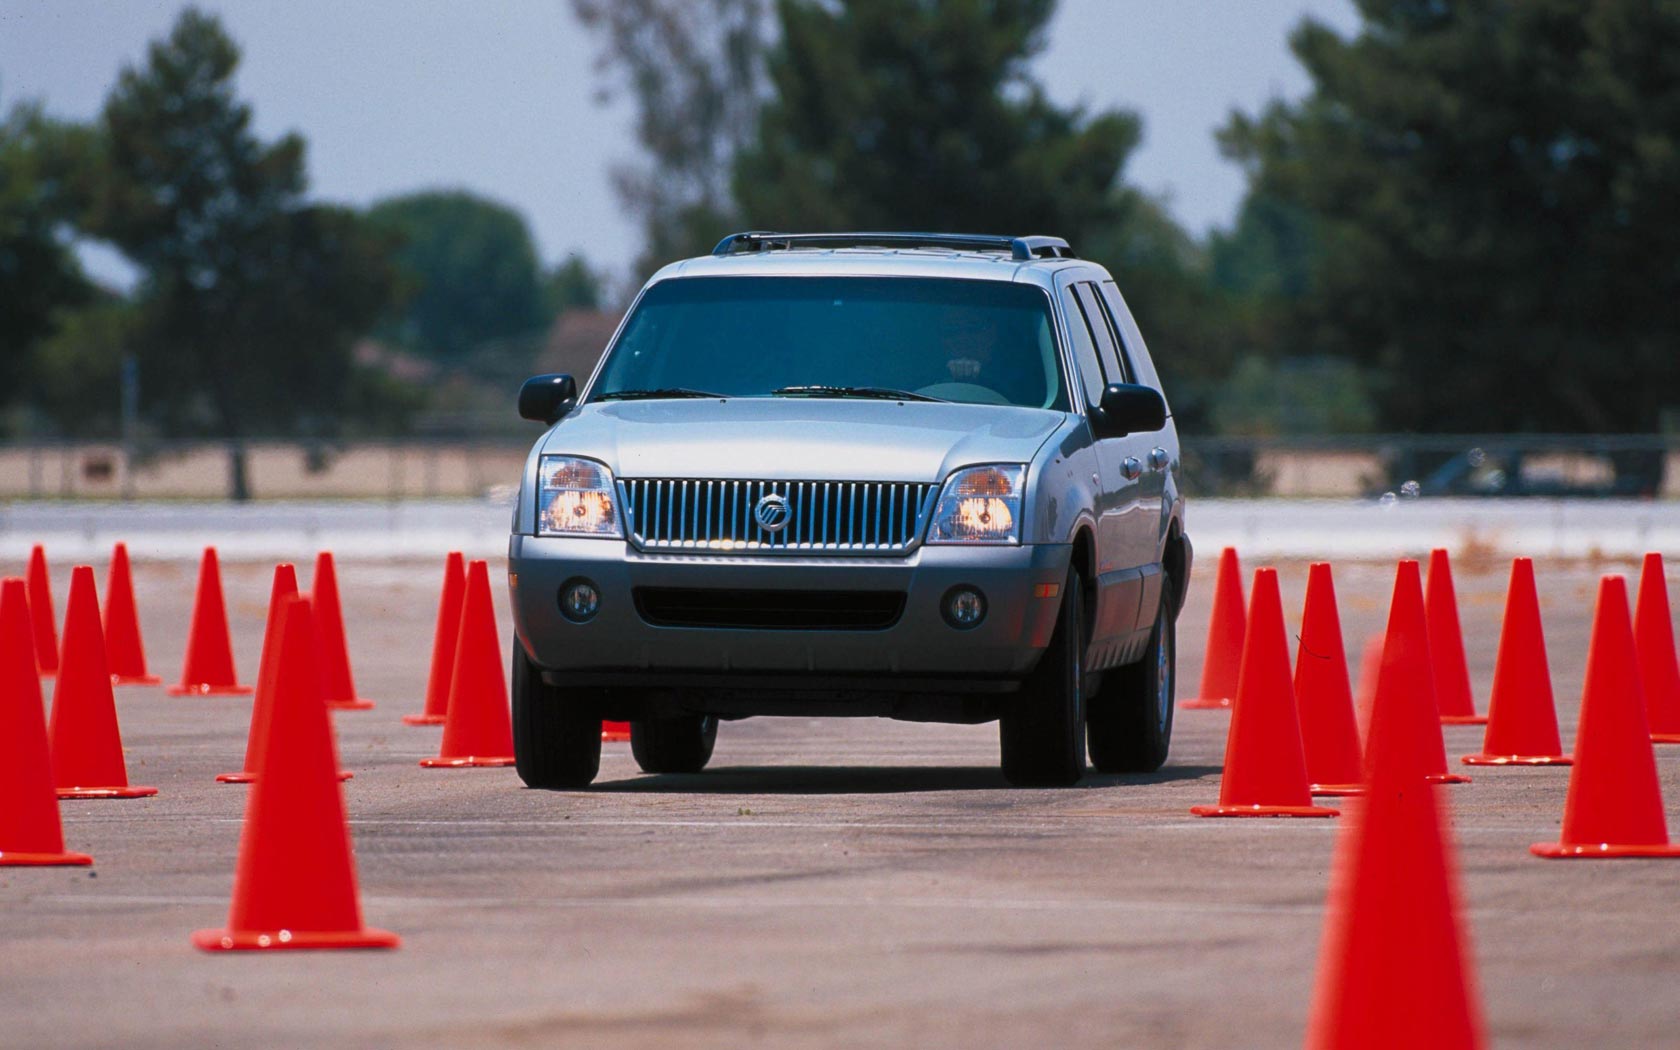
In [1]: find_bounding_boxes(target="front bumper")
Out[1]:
[508,536,1072,681]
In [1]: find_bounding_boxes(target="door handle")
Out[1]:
[1148,447,1171,472]
[1122,456,1143,480]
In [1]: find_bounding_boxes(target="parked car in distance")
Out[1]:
[508,232,1190,788]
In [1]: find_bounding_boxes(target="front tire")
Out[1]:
[512,644,603,789]
[999,572,1086,787]
[630,713,718,774]
[1087,573,1176,773]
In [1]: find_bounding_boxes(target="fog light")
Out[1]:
[943,586,987,629]
[559,578,600,622]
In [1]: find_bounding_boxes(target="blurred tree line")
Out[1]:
[0,8,602,497]
[5,0,1679,496]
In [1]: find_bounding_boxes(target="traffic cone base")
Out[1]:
[1190,803,1338,818]
[402,713,446,726]
[191,926,399,951]
[167,682,254,696]
[1310,782,1366,797]
[1427,772,1473,784]
[57,784,157,800]
[602,721,631,742]
[1531,841,1680,860]
[1180,696,1233,710]
[327,698,375,711]
[219,770,352,784]
[1654,733,1680,745]
[115,672,163,686]
[1462,752,1571,766]
[419,755,516,768]
[1440,714,1488,726]
[0,848,94,867]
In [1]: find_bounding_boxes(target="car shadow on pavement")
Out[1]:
[586,762,1222,794]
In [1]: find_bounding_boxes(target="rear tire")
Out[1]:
[630,713,719,774]
[512,644,603,789]
[1087,573,1176,774]
[999,572,1086,787]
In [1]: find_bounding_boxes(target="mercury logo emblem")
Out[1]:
[754,492,791,533]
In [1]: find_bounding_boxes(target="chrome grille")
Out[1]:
[618,478,938,554]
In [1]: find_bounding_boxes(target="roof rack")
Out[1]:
[711,231,1076,262]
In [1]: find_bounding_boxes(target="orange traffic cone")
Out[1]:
[1532,575,1680,859]
[26,544,58,676]
[421,559,515,768]
[1426,549,1486,725]
[1634,553,1680,744]
[1462,558,1570,766]
[192,595,399,950]
[1295,563,1364,796]
[602,720,631,743]
[218,565,298,784]
[103,542,161,686]
[1376,561,1472,784]
[169,547,253,696]
[218,566,353,785]
[1192,568,1338,818]
[403,552,465,726]
[48,566,157,799]
[310,552,373,711]
[0,578,93,866]
[1304,577,1485,1049]
[1352,632,1382,741]
[1183,546,1244,709]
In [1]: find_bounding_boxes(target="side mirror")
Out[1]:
[518,373,577,425]
[1091,383,1166,438]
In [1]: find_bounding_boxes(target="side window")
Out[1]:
[1073,283,1131,384]
[1058,286,1107,408]
[1099,281,1164,394]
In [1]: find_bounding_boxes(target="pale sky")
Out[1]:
[0,0,1359,286]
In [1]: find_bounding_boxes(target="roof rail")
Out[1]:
[711,231,1075,262]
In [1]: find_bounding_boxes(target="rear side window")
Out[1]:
[1099,281,1165,398]
[1073,283,1132,384]
[1058,287,1107,408]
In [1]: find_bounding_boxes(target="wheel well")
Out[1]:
[1070,526,1097,646]
[1162,523,1187,616]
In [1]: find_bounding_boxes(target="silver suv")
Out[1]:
[509,232,1190,788]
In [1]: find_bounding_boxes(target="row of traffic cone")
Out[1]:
[21,543,376,709]
[403,550,624,746]
[1190,545,1487,721]
[1191,548,1680,1046]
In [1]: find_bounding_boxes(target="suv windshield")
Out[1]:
[591,276,1068,410]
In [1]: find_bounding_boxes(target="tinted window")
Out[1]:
[1073,283,1131,384]
[1100,281,1164,396]
[594,277,1068,410]
[1058,287,1107,408]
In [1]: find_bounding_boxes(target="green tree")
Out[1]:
[572,0,770,274]
[84,9,400,498]
[367,190,547,360]
[1223,0,1680,434]
[734,0,1139,239]
[543,253,603,315]
[0,102,95,422]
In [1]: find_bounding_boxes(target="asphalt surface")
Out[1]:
[2,551,1678,1049]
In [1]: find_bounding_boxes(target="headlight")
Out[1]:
[537,456,622,537]
[927,465,1025,545]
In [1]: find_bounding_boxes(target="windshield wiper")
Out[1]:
[772,385,946,403]
[595,387,729,401]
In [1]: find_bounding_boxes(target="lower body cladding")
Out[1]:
[507,536,1074,722]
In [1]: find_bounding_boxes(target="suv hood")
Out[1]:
[541,399,1063,482]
